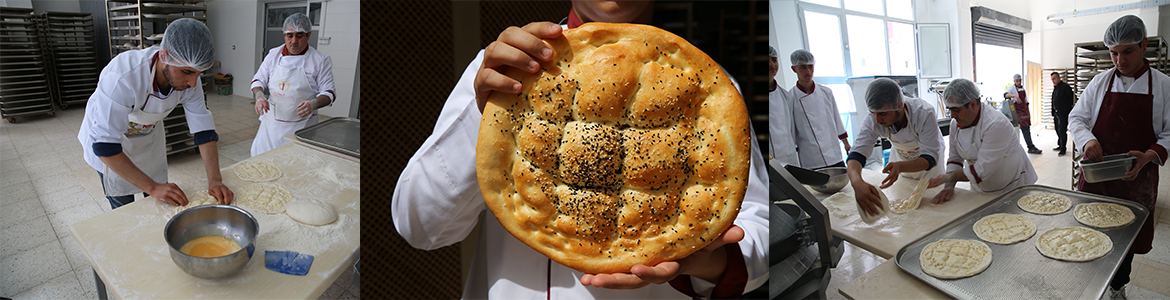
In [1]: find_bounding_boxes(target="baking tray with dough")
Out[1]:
[894,185,1148,300]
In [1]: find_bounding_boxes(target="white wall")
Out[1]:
[1027,0,1159,70]
[771,0,803,89]
[1,0,33,10]
[205,0,359,119]
[313,0,359,118]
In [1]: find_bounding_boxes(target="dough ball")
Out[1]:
[286,202,338,226]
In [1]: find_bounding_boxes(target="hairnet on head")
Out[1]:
[159,18,214,71]
[283,13,312,33]
[790,49,815,66]
[769,46,778,58]
[1104,15,1146,48]
[942,78,980,108]
[865,78,903,112]
[1012,74,1022,80]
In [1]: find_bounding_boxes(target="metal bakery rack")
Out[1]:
[39,11,99,109]
[106,0,207,155]
[0,7,55,123]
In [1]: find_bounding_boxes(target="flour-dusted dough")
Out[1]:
[1036,227,1113,262]
[972,213,1036,245]
[234,160,283,182]
[236,183,292,214]
[1074,202,1136,228]
[286,202,338,226]
[919,239,993,279]
[476,23,749,274]
[178,191,219,211]
[1017,192,1072,215]
[890,178,930,214]
[857,189,889,223]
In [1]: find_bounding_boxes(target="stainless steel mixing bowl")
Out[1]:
[164,205,258,279]
[809,167,849,194]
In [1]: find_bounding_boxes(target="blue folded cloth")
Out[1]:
[265,250,314,276]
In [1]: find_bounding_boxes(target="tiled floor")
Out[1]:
[0,94,358,299]
[822,125,1170,299]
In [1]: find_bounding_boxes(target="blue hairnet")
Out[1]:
[159,18,214,71]
[1104,15,1146,48]
[283,13,312,33]
[1012,74,1022,80]
[865,78,903,112]
[942,78,980,107]
[790,49,815,66]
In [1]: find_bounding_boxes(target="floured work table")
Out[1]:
[813,169,998,259]
[71,142,360,299]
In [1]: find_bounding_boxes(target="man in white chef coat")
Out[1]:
[768,46,798,165]
[848,78,945,216]
[250,13,335,156]
[789,49,850,169]
[928,78,1036,202]
[78,18,232,209]
[1069,15,1168,297]
[1004,74,1042,154]
[391,1,769,299]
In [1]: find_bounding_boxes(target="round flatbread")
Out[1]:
[476,23,749,274]
[235,183,292,214]
[972,213,1036,245]
[1036,227,1112,262]
[1074,202,1135,228]
[919,239,993,279]
[234,160,283,182]
[1017,192,1072,215]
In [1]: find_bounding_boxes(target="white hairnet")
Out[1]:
[159,18,214,71]
[1012,74,1022,80]
[942,78,980,107]
[1104,15,1146,48]
[790,49,815,66]
[769,46,777,58]
[283,13,312,33]
[865,78,903,112]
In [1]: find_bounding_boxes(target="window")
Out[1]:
[802,10,846,77]
[886,0,914,21]
[846,15,888,77]
[843,0,883,16]
[887,21,916,75]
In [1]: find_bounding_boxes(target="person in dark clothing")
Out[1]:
[1050,72,1074,155]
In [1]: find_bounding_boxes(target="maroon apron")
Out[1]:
[1013,89,1031,127]
[1076,67,1158,254]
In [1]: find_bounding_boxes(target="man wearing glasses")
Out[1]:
[927,78,1036,203]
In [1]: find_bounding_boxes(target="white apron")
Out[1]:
[888,118,932,180]
[251,56,319,156]
[103,66,179,196]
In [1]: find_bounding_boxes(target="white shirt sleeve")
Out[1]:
[392,50,488,250]
[182,81,216,134]
[945,119,963,174]
[828,89,847,139]
[86,72,136,145]
[312,52,336,103]
[250,47,279,90]
[849,113,878,161]
[735,124,772,292]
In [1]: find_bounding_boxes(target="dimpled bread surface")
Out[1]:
[476,23,750,274]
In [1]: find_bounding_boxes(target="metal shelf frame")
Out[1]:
[0,7,56,122]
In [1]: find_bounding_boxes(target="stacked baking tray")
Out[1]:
[0,7,55,123]
[106,0,207,58]
[41,11,99,109]
[895,185,1149,300]
[163,104,196,155]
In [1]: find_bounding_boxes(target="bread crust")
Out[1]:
[476,23,750,274]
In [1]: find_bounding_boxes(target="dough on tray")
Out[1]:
[1035,227,1112,262]
[919,239,993,279]
[1017,192,1072,215]
[1074,202,1135,228]
[972,213,1036,245]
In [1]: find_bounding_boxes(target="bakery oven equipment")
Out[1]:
[767,158,844,300]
